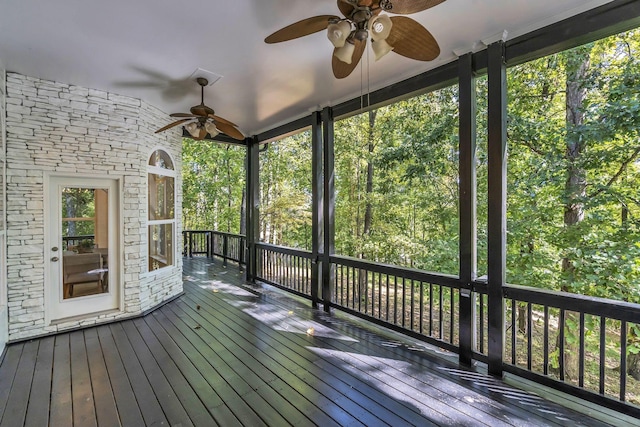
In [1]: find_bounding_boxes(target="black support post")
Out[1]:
[458,52,477,367]
[311,111,323,308]
[245,136,260,282]
[487,41,507,377]
[321,107,335,312]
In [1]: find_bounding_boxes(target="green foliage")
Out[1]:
[260,131,313,249]
[62,188,96,237]
[182,139,245,233]
[506,30,640,305]
[334,88,460,274]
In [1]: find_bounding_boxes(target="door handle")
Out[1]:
[51,257,59,262]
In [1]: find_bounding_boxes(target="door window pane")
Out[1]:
[61,187,109,298]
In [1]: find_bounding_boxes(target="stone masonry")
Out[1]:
[0,63,7,350]
[5,72,183,340]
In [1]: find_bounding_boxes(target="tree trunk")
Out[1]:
[557,47,592,381]
[628,320,640,380]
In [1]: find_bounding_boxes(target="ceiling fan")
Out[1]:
[155,77,244,141]
[265,0,444,79]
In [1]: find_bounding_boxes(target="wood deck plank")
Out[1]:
[116,321,196,427]
[83,328,121,427]
[24,336,54,427]
[106,323,171,427]
[167,298,334,425]
[179,278,443,425]
[128,318,216,426]
[49,334,73,427]
[69,330,98,427]
[159,303,298,427]
[0,340,38,426]
[146,309,266,427]
[179,284,428,427]
[94,325,146,427]
[141,313,243,426]
[0,342,23,422]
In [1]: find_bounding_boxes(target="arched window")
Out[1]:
[148,149,176,271]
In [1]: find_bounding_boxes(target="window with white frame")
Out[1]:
[148,149,175,271]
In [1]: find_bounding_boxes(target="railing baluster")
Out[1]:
[511,299,516,365]
[479,294,485,354]
[450,289,455,343]
[419,281,424,334]
[544,305,549,376]
[410,279,415,332]
[346,266,350,309]
[579,312,585,388]
[600,316,606,395]
[429,283,434,337]
[394,276,398,325]
[527,302,532,371]
[402,277,406,328]
[370,271,375,317]
[439,285,444,340]
[620,320,627,402]
[559,309,565,382]
[357,268,362,313]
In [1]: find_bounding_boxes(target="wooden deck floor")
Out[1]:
[0,257,628,426]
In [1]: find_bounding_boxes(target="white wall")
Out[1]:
[0,60,7,352]
[5,73,183,340]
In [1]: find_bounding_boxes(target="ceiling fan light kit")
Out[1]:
[204,122,220,138]
[335,41,357,64]
[184,122,199,138]
[371,39,394,61]
[265,0,444,78]
[154,77,244,141]
[327,20,352,47]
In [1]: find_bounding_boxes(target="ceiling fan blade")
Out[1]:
[337,0,354,17]
[196,127,207,140]
[265,15,340,43]
[386,16,440,61]
[155,118,192,134]
[209,114,237,128]
[216,122,245,140]
[169,112,196,118]
[332,38,366,79]
[385,0,446,14]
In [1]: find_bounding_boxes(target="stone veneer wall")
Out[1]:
[0,62,7,350]
[5,72,183,340]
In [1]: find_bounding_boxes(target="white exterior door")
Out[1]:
[47,176,120,321]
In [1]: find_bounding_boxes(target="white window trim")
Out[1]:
[147,148,177,273]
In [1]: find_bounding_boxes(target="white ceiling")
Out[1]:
[0,0,612,137]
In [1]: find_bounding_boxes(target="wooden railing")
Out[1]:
[182,230,245,266]
[330,255,463,353]
[502,284,639,409]
[62,235,94,251]
[183,229,640,416]
[256,243,314,298]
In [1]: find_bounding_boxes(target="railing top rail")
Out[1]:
[183,230,246,239]
[255,242,313,258]
[330,254,460,288]
[504,283,640,322]
[211,231,246,238]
